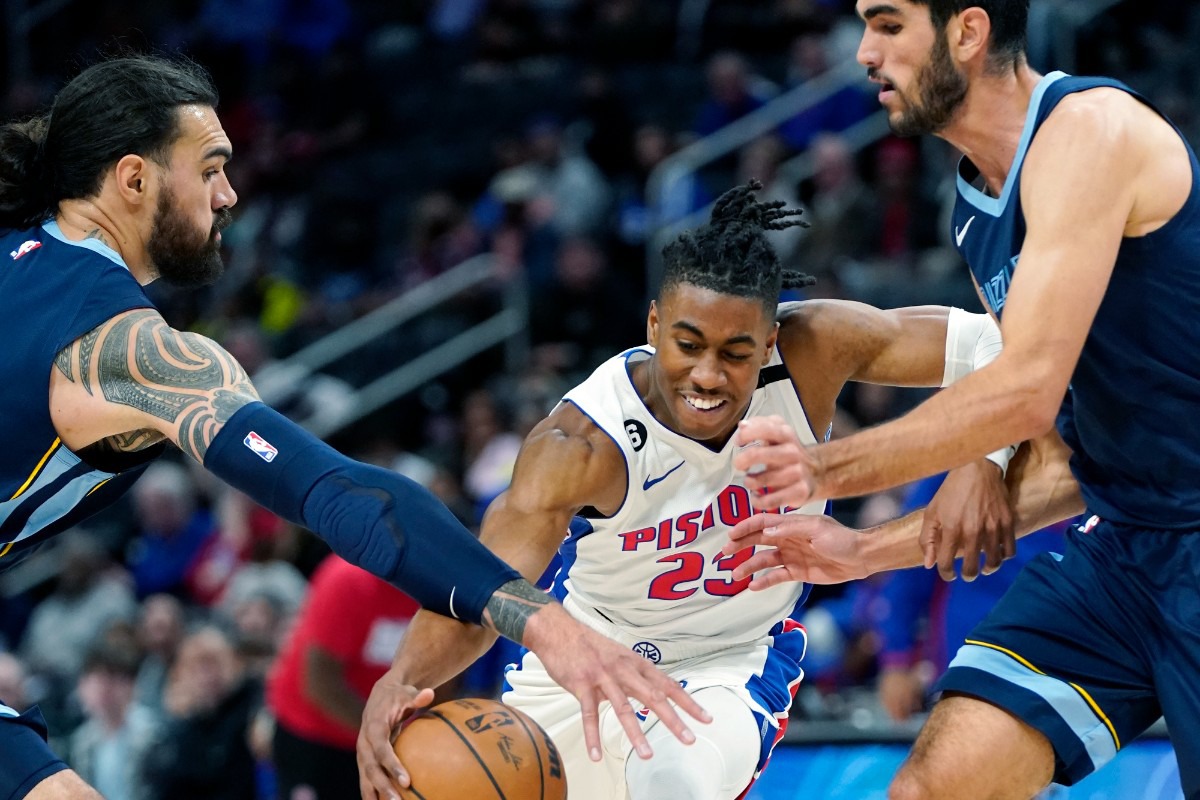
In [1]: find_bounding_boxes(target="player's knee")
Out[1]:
[626,738,725,800]
[626,687,759,800]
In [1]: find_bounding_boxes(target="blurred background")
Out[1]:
[1,0,1193,797]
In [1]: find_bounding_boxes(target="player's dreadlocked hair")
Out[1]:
[660,179,814,314]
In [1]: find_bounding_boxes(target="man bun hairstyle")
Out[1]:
[660,179,814,313]
[0,54,218,230]
[0,117,52,230]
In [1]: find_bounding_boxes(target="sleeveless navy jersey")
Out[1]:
[952,72,1200,529]
[0,222,162,569]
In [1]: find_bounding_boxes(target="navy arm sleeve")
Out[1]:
[202,402,520,624]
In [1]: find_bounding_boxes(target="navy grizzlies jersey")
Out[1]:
[952,72,1200,528]
[0,222,162,568]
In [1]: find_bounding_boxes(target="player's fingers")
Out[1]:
[628,671,702,745]
[749,567,794,591]
[577,687,604,762]
[358,735,403,799]
[358,718,403,792]
[919,517,939,570]
[407,687,436,718]
[724,512,775,547]
[935,527,959,582]
[960,546,982,582]
[735,416,788,447]
[371,730,410,789]
[358,763,397,800]
[373,686,432,789]
[1000,524,1017,562]
[748,485,810,512]
[731,547,783,581]
[960,525,987,582]
[604,681,654,760]
[734,440,800,475]
[654,672,711,724]
[981,532,1005,575]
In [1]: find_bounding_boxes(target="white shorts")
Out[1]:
[501,622,806,800]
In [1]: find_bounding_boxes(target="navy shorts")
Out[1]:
[0,703,68,799]
[937,516,1200,794]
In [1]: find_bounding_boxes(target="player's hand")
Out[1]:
[357,672,435,799]
[523,603,711,761]
[921,459,1015,582]
[722,513,868,587]
[733,416,822,510]
[877,666,925,723]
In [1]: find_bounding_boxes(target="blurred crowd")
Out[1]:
[1,0,1197,797]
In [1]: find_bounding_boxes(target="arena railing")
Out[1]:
[253,252,529,440]
[644,0,1125,301]
[643,57,887,299]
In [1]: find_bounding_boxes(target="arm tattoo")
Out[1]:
[54,346,73,382]
[482,579,553,644]
[97,430,167,454]
[85,310,258,462]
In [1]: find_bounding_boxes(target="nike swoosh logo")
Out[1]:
[643,461,684,490]
[955,215,976,247]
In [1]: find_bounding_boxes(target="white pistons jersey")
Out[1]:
[551,346,824,662]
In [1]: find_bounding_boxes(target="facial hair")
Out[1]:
[146,186,231,288]
[887,31,968,137]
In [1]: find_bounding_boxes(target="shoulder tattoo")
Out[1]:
[64,310,258,462]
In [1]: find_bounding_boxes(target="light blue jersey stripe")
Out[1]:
[956,71,1067,216]
[948,643,1118,771]
[0,703,18,718]
[0,448,116,548]
[41,220,129,269]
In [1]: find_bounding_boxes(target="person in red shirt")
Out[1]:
[268,555,420,799]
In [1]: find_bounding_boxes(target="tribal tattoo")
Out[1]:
[56,309,258,462]
[482,579,553,644]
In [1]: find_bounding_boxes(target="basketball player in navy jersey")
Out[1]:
[0,55,706,800]
[357,181,1031,800]
[722,1,1200,797]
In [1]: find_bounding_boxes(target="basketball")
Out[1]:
[394,698,567,800]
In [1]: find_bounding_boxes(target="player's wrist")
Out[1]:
[984,445,1017,477]
[516,598,566,652]
[860,513,925,575]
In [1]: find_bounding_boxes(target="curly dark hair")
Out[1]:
[660,179,814,314]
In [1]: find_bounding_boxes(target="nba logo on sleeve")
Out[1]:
[243,431,279,462]
[9,240,41,261]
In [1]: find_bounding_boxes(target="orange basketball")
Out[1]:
[394,698,567,800]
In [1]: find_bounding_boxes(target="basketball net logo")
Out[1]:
[465,710,516,734]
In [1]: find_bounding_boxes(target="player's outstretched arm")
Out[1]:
[756,302,1014,510]
[742,100,1146,506]
[723,428,1082,588]
[51,307,522,624]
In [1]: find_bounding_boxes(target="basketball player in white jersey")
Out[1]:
[356,180,1013,799]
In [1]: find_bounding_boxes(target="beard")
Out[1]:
[886,32,968,137]
[146,187,231,288]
